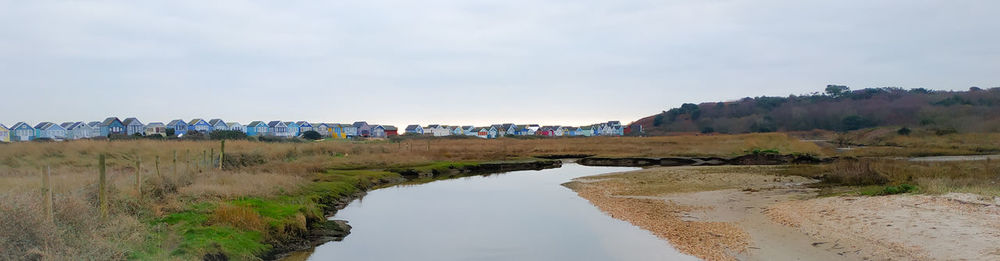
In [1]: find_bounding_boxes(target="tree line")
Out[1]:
[639,86,1000,134]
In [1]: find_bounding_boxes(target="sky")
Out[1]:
[1,0,998,127]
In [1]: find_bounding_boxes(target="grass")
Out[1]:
[0,132,979,260]
[829,129,1000,157]
[790,158,1000,197]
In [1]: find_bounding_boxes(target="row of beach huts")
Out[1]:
[0,117,635,142]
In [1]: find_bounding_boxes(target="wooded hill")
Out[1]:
[633,86,1000,135]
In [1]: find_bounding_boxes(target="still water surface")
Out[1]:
[287,163,697,261]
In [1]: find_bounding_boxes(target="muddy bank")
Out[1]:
[564,166,860,260]
[388,159,562,178]
[577,154,828,167]
[566,165,1000,261]
[532,154,595,159]
[266,159,562,260]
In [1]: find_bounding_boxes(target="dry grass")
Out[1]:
[0,192,148,260]
[812,159,1000,197]
[179,172,306,199]
[843,131,1000,157]
[583,166,815,196]
[0,134,822,196]
[0,134,821,259]
[210,204,268,234]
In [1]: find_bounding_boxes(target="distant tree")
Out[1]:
[909,88,932,94]
[842,115,876,131]
[165,128,175,137]
[933,95,973,106]
[825,85,850,97]
[653,114,664,126]
[210,130,247,140]
[700,126,715,134]
[301,130,322,140]
[897,127,912,136]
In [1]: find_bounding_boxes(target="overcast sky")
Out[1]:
[1,1,998,127]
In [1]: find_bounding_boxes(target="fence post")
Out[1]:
[210,148,214,169]
[219,140,225,170]
[135,156,142,197]
[99,154,107,219]
[43,166,53,223]
[202,150,207,172]
[155,155,161,179]
[173,150,178,177]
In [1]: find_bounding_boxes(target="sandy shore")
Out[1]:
[767,193,1000,260]
[565,166,1000,260]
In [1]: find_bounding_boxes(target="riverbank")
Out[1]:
[565,165,1000,260]
[264,159,563,260]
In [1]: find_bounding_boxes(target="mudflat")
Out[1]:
[565,166,1000,260]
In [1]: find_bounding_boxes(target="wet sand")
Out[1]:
[565,166,1000,260]
[768,193,1000,260]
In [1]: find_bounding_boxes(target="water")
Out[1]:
[908,154,1000,162]
[287,163,697,261]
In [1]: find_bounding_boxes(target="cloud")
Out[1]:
[1,0,997,127]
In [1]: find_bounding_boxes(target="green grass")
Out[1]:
[174,226,268,258]
[131,168,403,260]
[135,205,270,259]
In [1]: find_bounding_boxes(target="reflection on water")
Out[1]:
[286,164,697,261]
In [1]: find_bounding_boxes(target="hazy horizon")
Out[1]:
[2,1,998,127]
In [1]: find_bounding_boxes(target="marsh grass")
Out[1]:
[844,132,1000,157]
[0,134,824,260]
[802,158,1000,197]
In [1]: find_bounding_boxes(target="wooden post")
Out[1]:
[135,156,142,197]
[99,154,107,219]
[156,155,161,179]
[43,166,53,223]
[172,151,177,177]
[219,140,225,170]
[202,150,207,171]
[210,148,214,169]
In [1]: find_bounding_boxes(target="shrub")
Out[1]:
[880,184,916,195]
[897,127,912,136]
[209,130,247,140]
[221,153,267,169]
[301,131,322,140]
[933,127,957,136]
[183,131,207,140]
[823,159,889,186]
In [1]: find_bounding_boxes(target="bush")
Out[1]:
[182,131,207,140]
[823,159,890,186]
[897,127,912,136]
[301,131,322,140]
[933,127,957,136]
[210,130,248,140]
[880,184,917,195]
[222,153,267,169]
